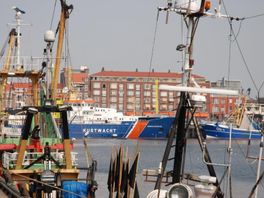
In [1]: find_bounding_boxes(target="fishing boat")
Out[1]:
[67,100,174,139]
[0,2,98,197]
[202,103,264,139]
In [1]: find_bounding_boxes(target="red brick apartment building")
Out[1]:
[3,68,244,120]
[88,69,209,116]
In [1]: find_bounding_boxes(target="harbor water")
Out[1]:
[73,138,264,197]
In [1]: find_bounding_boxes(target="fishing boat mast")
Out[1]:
[50,0,73,102]
[151,1,240,197]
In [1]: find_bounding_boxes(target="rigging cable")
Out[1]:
[244,13,264,20]
[50,0,58,30]
[148,8,160,74]
[222,0,264,192]
[0,35,9,62]
[222,0,258,93]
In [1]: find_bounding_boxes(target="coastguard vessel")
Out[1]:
[67,100,174,139]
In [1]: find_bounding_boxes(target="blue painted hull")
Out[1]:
[139,117,174,139]
[69,121,135,138]
[202,123,261,139]
[69,117,174,139]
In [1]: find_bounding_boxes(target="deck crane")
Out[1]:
[50,0,73,102]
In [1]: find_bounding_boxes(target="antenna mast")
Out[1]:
[153,1,236,197]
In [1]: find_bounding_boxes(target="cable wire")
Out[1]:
[222,0,259,93]
[148,9,160,74]
[244,13,264,20]
[50,0,58,30]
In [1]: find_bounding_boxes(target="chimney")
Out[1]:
[136,68,138,72]
[101,67,105,72]
[152,68,154,72]
[168,69,171,73]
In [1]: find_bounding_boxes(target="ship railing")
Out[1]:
[0,56,67,71]
[2,151,78,169]
[1,126,21,137]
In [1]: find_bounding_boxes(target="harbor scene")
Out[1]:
[0,0,264,197]
[74,138,264,197]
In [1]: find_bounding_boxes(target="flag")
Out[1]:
[120,159,129,193]
[128,153,140,188]
[133,182,140,198]
[107,156,113,192]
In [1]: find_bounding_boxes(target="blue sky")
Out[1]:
[1,0,264,98]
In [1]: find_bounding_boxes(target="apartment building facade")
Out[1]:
[88,69,209,116]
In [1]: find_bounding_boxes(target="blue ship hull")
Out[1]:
[138,117,174,139]
[202,123,261,139]
[69,117,174,139]
[69,121,135,138]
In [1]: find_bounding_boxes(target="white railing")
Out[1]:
[2,151,78,169]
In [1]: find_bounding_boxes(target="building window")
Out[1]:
[212,106,219,113]
[127,83,134,89]
[110,97,117,102]
[136,84,140,90]
[118,104,123,111]
[111,90,117,96]
[119,84,124,90]
[135,104,141,111]
[144,98,151,103]
[161,104,168,110]
[102,97,106,103]
[119,90,124,96]
[144,84,151,90]
[160,91,168,97]
[93,90,100,95]
[119,98,123,103]
[135,91,140,97]
[213,98,219,104]
[110,103,117,109]
[144,91,151,97]
[127,104,134,110]
[93,82,100,88]
[94,96,100,103]
[127,90,134,96]
[144,104,151,110]
[110,83,117,89]
[127,97,135,103]
[161,98,167,102]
